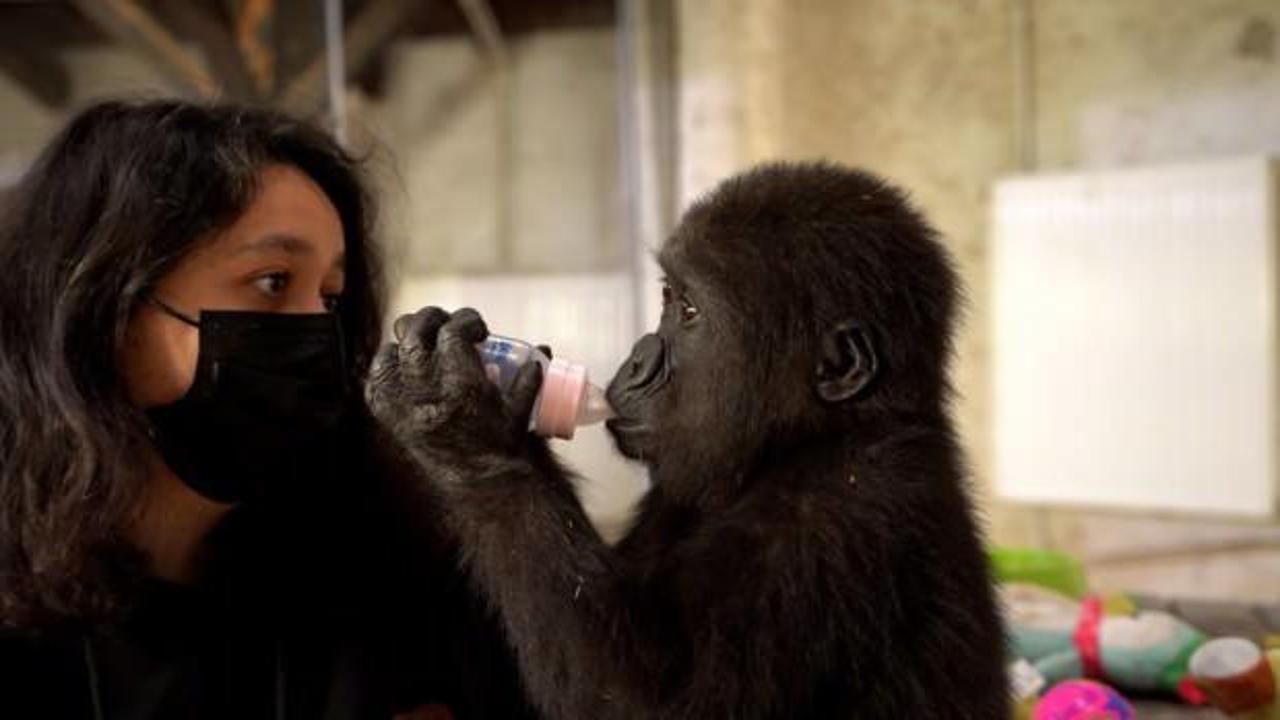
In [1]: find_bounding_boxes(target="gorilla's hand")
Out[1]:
[366,306,545,463]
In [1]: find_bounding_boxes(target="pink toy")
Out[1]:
[477,335,613,440]
[1033,680,1135,720]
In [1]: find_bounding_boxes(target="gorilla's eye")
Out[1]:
[662,280,698,323]
[679,298,700,324]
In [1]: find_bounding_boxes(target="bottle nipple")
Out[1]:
[579,383,614,425]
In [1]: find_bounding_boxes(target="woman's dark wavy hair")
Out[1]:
[0,99,387,628]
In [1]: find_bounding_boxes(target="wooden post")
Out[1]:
[154,0,260,103]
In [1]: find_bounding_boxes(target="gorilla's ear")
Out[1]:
[816,321,878,403]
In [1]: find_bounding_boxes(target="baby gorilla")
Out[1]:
[368,162,1009,719]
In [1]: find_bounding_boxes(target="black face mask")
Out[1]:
[144,299,349,504]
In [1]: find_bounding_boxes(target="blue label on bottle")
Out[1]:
[480,339,520,390]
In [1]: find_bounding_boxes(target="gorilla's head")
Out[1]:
[606,162,959,501]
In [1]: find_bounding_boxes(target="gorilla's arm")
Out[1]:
[414,446,858,720]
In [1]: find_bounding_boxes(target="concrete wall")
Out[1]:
[366,31,626,277]
[0,46,173,181]
[1035,0,1280,169]
[675,0,1280,602]
[368,30,651,540]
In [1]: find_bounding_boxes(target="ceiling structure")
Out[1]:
[0,0,614,112]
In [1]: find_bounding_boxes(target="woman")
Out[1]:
[0,100,534,719]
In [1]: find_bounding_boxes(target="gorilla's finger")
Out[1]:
[368,341,401,383]
[391,313,413,343]
[444,308,489,344]
[397,307,453,385]
[536,344,553,361]
[435,307,491,391]
[365,341,402,414]
[397,306,451,349]
[508,360,544,434]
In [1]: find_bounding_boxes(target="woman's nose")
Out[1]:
[288,293,331,315]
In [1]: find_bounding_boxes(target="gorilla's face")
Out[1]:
[606,261,881,491]
[605,271,732,470]
[606,170,893,493]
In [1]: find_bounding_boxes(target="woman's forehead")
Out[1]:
[199,165,346,264]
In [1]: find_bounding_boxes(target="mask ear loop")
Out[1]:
[83,635,104,720]
[145,295,201,328]
[138,295,203,439]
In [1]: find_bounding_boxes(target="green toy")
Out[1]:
[991,547,1088,599]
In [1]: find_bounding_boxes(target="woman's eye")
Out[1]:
[253,272,290,296]
[661,283,674,306]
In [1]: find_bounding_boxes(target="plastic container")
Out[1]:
[1188,637,1279,715]
[477,335,613,440]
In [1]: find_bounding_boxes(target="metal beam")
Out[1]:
[71,0,218,98]
[279,0,420,114]
[457,0,508,65]
[455,0,511,263]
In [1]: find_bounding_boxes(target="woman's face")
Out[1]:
[120,164,347,408]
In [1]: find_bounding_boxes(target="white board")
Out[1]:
[992,157,1279,516]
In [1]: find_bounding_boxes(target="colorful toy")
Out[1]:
[1032,680,1134,719]
[1003,583,1206,700]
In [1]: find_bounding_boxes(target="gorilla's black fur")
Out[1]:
[376,162,1009,719]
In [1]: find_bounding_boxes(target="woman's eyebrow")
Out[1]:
[231,233,313,258]
[233,234,345,273]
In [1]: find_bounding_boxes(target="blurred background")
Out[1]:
[1,0,1278,613]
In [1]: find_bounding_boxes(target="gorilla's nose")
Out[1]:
[620,334,666,390]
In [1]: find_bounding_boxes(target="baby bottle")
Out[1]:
[477,335,614,440]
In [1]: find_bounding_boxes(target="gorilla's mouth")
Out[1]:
[605,416,651,460]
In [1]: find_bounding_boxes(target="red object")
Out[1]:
[1072,595,1104,678]
[1177,677,1208,705]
